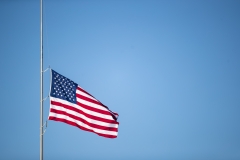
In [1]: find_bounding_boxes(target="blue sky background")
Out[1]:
[0,0,240,159]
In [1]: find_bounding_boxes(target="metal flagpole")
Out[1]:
[40,0,43,159]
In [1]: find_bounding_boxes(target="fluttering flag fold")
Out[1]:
[48,69,119,138]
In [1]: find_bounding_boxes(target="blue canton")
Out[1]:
[50,70,77,104]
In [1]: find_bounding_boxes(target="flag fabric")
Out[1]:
[48,69,119,138]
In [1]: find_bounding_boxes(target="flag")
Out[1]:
[48,69,119,138]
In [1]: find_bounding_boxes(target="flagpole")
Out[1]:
[40,0,43,159]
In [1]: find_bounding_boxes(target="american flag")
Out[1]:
[49,69,119,138]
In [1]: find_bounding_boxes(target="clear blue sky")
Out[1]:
[0,0,240,159]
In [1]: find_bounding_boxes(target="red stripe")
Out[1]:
[77,86,118,120]
[76,94,119,120]
[51,100,111,116]
[50,108,118,131]
[51,101,119,124]
[49,116,117,138]
[76,93,102,106]
[76,101,113,116]
[77,87,94,97]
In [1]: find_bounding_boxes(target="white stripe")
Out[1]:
[50,104,118,128]
[76,88,98,102]
[77,97,109,112]
[76,86,118,117]
[50,97,114,120]
[49,112,118,136]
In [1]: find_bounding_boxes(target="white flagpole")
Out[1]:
[40,0,43,159]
